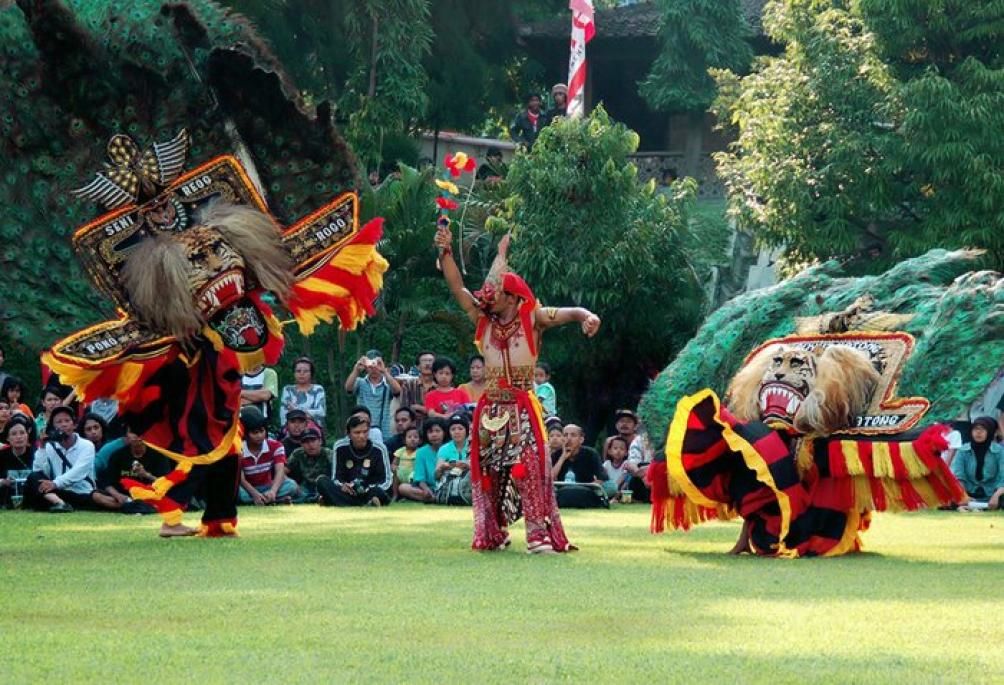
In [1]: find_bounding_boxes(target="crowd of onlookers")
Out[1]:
[2,341,1002,515]
[0,345,657,514]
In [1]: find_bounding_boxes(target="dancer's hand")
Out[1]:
[434,223,453,251]
[581,313,601,337]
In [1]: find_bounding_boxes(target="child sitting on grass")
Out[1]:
[397,418,446,502]
[533,362,557,416]
[602,435,631,501]
[392,426,421,501]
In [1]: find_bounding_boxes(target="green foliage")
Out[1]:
[639,249,1004,454]
[2,507,1002,682]
[713,0,1004,271]
[639,0,754,113]
[499,107,727,430]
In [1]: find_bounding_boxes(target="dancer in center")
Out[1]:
[434,222,600,553]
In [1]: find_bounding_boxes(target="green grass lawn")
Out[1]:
[1,504,1001,684]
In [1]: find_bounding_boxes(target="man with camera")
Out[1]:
[344,348,401,441]
[25,406,116,512]
[325,415,392,506]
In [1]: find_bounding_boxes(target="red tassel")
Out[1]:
[511,462,527,480]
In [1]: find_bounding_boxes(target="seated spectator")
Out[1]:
[280,408,314,456]
[399,417,447,503]
[545,416,565,455]
[285,428,333,503]
[397,351,437,421]
[34,387,64,441]
[533,363,557,416]
[0,398,11,443]
[459,354,487,404]
[0,416,34,508]
[625,429,653,503]
[603,436,632,501]
[279,356,326,426]
[77,413,109,453]
[2,376,33,419]
[0,343,7,391]
[333,405,387,447]
[424,356,470,419]
[551,424,609,508]
[430,414,472,505]
[24,407,115,512]
[384,407,416,456]
[97,428,173,512]
[391,426,421,500]
[238,407,297,505]
[952,416,1004,511]
[327,416,392,507]
[344,349,401,439]
[603,408,639,459]
[241,364,279,426]
[476,148,508,184]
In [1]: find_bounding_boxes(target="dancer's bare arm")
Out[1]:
[434,221,479,325]
[535,306,601,337]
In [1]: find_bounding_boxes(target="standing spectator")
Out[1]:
[459,354,487,404]
[327,416,392,507]
[510,93,543,149]
[391,426,421,500]
[238,407,297,506]
[384,407,416,456]
[476,148,508,184]
[533,362,557,417]
[398,351,437,421]
[241,364,279,425]
[551,424,609,508]
[604,409,639,458]
[424,356,471,419]
[279,356,326,426]
[951,416,1004,510]
[542,83,568,127]
[2,376,33,419]
[77,413,109,453]
[344,349,401,440]
[285,428,333,503]
[0,417,34,508]
[24,407,103,512]
[398,417,447,503]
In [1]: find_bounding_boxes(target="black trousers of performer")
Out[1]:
[188,454,240,522]
[316,475,390,507]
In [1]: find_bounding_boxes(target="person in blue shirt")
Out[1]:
[951,416,1004,510]
[397,417,446,502]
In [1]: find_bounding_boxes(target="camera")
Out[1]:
[45,425,68,443]
[352,478,368,496]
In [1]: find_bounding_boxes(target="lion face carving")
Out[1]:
[727,344,880,436]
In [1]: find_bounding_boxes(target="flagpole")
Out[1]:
[567,0,595,119]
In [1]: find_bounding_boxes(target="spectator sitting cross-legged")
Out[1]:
[603,436,633,501]
[24,406,118,512]
[77,412,109,453]
[34,386,65,441]
[0,398,13,444]
[285,428,333,504]
[238,407,298,506]
[384,406,416,456]
[429,414,472,505]
[0,416,34,508]
[279,356,326,426]
[2,376,33,420]
[391,426,421,501]
[952,416,1004,511]
[326,415,392,507]
[551,424,610,508]
[603,408,638,459]
[424,356,470,419]
[545,416,564,455]
[398,417,447,503]
[280,408,320,457]
[96,428,173,514]
[344,349,401,440]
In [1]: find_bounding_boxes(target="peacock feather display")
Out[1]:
[639,250,1004,454]
[0,0,358,370]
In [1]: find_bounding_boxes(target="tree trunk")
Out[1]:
[391,309,408,364]
[684,111,704,181]
[367,10,379,99]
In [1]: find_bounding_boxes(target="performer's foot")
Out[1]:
[159,523,198,538]
[527,540,557,555]
[728,520,751,555]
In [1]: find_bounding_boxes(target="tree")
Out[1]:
[498,107,726,434]
[712,0,1004,271]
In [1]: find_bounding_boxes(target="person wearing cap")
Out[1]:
[24,406,110,513]
[344,348,401,439]
[545,416,565,455]
[542,83,568,128]
[280,408,314,457]
[237,407,297,506]
[509,92,543,149]
[951,416,1004,510]
[603,408,639,459]
[285,427,333,504]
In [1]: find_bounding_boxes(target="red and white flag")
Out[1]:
[567,0,595,119]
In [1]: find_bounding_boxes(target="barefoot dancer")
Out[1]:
[434,223,600,553]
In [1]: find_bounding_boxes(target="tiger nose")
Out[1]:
[774,373,785,380]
